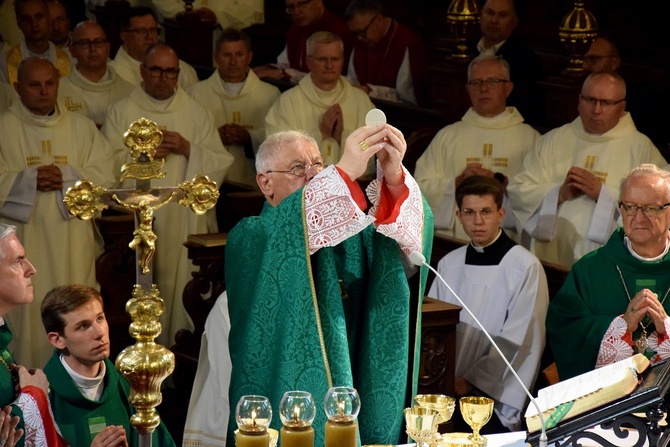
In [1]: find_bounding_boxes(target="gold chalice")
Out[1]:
[404,407,439,447]
[414,394,456,425]
[459,397,494,446]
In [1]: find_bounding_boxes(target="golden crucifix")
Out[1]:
[63,117,219,447]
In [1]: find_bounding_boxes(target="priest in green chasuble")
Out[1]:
[225,125,433,446]
[0,223,67,447]
[548,164,670,380]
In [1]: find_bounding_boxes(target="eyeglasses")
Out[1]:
[467,78,509,88]
[580,95,625,108]
[266,162,323,177]
[583,55,616,65]
[618,202,670,217]
[124,27,160,37]
[71,38,107,49]
[308,56,343,64]
[285,0,313,14]
[146,66,180,79]
[460,207,496,219]
[351,13,379,37]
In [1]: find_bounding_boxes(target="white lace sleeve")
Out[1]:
[16,392,49,447]
[305,165,375,254]
[367,165,424,255]
[596,316,633,368]
[647,316,670,361]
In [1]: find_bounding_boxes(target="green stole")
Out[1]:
[225,187,433,446]
[0,324,25,447]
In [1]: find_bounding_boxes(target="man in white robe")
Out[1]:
[509,71,666,268]
[265,31,374,168]
[0,57,115,367]
[102,43,234,346]
[0,0,70,84]
[429,175,548,432]
[415,55,538,243]
[109,6,198,89]
[58,21,133,127]
[188,29,280,189]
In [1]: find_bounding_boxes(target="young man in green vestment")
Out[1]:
[548,164,670,380]
[40,284,176,447]
[225,125,433,446]
[0,223,66,447]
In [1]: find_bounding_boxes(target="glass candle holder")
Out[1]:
[323,387,360,447]
[279,391,316,447]
[235,395,272,447]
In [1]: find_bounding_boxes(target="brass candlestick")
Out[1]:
[446,0,480,60]
[559,0,598,76]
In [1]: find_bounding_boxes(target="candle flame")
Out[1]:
[338,401,345,417]
[251,409,257,428]
[293,405,300,421]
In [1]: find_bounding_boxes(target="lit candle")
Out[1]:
[323,387,360,447]
[279,392,316,447]
[235,396,272,447]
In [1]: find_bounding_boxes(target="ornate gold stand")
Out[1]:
[64,117,219,447]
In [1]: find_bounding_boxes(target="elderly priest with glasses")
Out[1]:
[509,71,666,268]
[224,124,432,446]
[547,164,670,381]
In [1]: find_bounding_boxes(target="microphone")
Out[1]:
[410,251,548,447]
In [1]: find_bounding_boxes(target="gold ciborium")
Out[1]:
[414,394,456,426]
[459,397,494,446]
[404,407,439,447]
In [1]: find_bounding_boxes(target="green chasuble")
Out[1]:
[225,186,433,446]
[547,228,670,380]
[0,324,26,447]
[44,352,176,447]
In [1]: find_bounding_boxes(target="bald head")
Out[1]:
[70,21,110,73]
[15,57,59,115]
[140,43,180,100]
[72,20,106,41]
[578,71,627,135]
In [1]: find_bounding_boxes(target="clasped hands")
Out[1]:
[336,123,406,186]
[558,166,602,204]
[155,130,190,159]
[624,288,669,335]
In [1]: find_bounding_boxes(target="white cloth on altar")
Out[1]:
[508,113,666,268]
[415,107,538,243]
[188,70,280,189]
[0,101,115,367]
[102,85,233,346]
[428,241,548,430]
[58,67,134,126]
[264,74,374,168]
[109,45,198,89]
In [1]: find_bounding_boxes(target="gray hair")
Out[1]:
[620,164,670,201]
[467,54,511,81]
[256,131,318,173]
[0,224,17,260]
[306,31,343,57]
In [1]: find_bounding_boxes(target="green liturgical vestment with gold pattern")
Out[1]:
[225,172,432,446]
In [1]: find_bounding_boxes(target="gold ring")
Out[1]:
[359,140,369,151]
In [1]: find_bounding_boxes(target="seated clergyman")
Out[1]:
[547,164,670,380]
